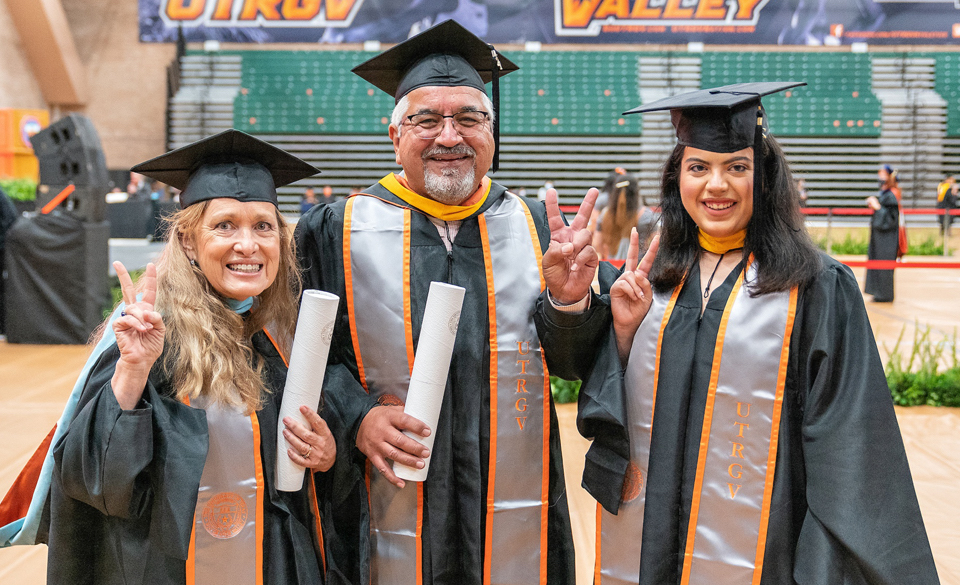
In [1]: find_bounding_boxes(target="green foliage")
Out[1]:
[550,376,581,404]
[816,233,869,255]
[815,233,944,256]
[885,325,960,407]
[0,177,38,201]
[908,236,943,256]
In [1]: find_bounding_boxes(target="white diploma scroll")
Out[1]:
[393,282,466,482]
[277,289,340,492]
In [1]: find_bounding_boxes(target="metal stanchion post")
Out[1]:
[826,208,833,255]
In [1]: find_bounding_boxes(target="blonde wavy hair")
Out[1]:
[118,201,301,413]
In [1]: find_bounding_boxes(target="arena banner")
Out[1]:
[140,0,960,45]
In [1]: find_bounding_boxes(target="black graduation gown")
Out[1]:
[865,188,899,302]
[295,181,576,585]
[47,331,326,585]
[538,254,940,585]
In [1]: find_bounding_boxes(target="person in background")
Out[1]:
[797,177,809,206]
[936,174,956,236]
[537,179,554,201]
[539,82,939,585]
[592,171,658,260]
[300,186,318,215]
[865,164,901,302]
[322,185,335,204]
[47,130,335,585]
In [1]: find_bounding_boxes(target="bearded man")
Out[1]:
[296,19,607,585]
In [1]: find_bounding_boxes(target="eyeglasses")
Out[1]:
[403,111,491,139]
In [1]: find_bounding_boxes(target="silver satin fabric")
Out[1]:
[347,196,419,585]
[481,194,548,585]
[683,265,792,584]
[597,288,674,585]
[190,394,259,584]
[598,264,793,585]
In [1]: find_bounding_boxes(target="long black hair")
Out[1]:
[650,135,822,295]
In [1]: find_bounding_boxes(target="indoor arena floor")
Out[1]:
[1,262,958,584]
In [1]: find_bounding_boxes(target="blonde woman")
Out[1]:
[47,130,335,585]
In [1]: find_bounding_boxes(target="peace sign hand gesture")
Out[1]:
[610,231,659,365]
[542,188,600,305]
[111,261,165,409]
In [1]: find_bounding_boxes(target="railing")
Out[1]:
[556,205,960,270]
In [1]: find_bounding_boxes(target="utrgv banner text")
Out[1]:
[140,0,960,45]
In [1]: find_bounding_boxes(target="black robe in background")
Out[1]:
[865,188,899,302]
[538,254,940,585]
[47,331,326,585]
[295,182,577,585]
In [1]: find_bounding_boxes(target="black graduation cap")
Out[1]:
[352,19,519,172]
[624,81,806,153]
[131,129,319,208]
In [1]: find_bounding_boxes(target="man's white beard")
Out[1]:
[421,145,478,205]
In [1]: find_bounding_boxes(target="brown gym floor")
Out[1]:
[1,263,958,584]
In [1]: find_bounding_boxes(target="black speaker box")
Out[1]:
[5,213,110,344]
[31,114,109,222]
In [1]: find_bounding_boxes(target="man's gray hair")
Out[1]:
[391,92,496,135]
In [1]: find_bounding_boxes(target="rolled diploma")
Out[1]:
[393,281,466,482]
[277,289,340,492]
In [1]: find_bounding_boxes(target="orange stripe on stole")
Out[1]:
[751,286,798,585]
[343,197,368,392]
[478,214,499,585]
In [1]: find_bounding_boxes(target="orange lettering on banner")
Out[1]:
[517,341,530,355]
[517,379,529,393]
[517,417,527,430]
[734,0,764,20]
[629,0,660,18]
[694,0,727,19]
[324,0,356,20]
[516,397,528,412]
[736,401,751,417]
[282,0,320,19]
[517,359,529,374]
[211,0,234,19]
[733,421,749,437]
[728,483,742,499]
[730,442,744,458]
[728,463,743,479]
[663,0,693,18]
[595,0,629,19]
[239,0,282,20]
[166,0,206,20]
[562,0,604,27]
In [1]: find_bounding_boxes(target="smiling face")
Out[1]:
[183,198,281,300]
[679,146,754,239]
[389,85,494,205]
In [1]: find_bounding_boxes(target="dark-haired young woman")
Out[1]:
[537,83,939,585]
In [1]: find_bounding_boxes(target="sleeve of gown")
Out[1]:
[534,259,631,514]
[793,260,939,584]
[53,344,155,520]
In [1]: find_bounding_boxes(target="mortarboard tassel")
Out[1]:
[490,45,501,173]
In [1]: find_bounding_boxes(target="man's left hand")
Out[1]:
[542,188,599,305]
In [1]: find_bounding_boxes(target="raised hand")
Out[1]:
[356,405,431,489]
[283,405,337,472]
[610,231,659,364]
[542,188,600,304]
[111,261,165,409]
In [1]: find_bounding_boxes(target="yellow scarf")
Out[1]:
[698,228,746,254]
[378,173,490,221]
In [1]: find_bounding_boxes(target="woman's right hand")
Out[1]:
[610,230,659,365]
[111,261,165,409]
